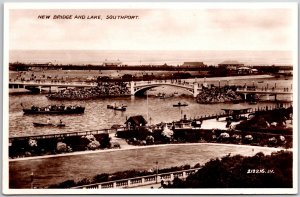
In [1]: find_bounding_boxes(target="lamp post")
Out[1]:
[30,172,34,189]
[180,110,183,120]
[155,161,159,184]
[146,90,149,122]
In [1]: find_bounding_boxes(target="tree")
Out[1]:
[167,151,292,188]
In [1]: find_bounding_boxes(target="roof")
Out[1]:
[103,59,122,65]
[238,67,251,70]
[219,60,243,65]
[182,62,205,67]
[125,115,147,125]
[183,62,204,64]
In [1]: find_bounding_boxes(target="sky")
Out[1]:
[8,5,297,51]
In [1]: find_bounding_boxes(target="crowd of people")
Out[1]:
[47,82,130,100]
[30,104,83,111]
[196,86,242,104]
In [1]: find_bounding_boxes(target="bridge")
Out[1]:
[9,81,97,92]
[130,80,201,97]
[236,87,293,101]
[9,80,202,97]
[9,80,293,99]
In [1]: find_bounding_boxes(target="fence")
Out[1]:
[197,104,292,121]
[72,168,201,189]
[9,129,115,143]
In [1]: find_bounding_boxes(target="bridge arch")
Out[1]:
[131,82,197,97]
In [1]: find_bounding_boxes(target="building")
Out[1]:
[125,115,147,130]
[103,59,122,67]
[218,60,244,70]
[251,68,258,74]
[237,66,252,74]
[182,62,205,68]
[221,105,251,121]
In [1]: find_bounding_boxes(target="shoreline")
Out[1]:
[8,74,276,95]
[9,142,290,162]
[196,74,274,81]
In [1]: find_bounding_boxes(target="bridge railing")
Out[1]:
[71,168,201,189]
[134,80,195,88]
[9,80,98,86]
[236,87,292,93]
[196,104,292,121]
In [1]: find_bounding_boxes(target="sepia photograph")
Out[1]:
[3,2,298,194]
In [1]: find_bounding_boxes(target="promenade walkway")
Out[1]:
[9,81,97,88]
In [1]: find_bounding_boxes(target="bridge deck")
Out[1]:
[9,81,97,88]
[236,89,292,94]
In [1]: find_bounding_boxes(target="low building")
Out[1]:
[125,115,147,130]
[237,66,252,74]
[182,62,205,68]
[251,68,258,74]
[103,59,122,67]
[221,105,251,121]
[218,60,244,70]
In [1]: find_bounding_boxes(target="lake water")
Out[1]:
[7,75,293,189]
[9,76,292,137]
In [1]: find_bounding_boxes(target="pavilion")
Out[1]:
[221,104,252,121]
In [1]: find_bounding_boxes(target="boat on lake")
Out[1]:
[22,104,85,115]
[107,104,126,111]
[249,101,258,105]
[173,102,188,107]
[33,122,66,127]
[160,93,174,99]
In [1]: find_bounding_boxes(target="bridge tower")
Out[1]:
[130,81,135,96]
[193,83,199,97]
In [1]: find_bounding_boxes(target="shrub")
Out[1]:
[28,139,38,147]
[56,142,67,153]
[166,151,292,188]
[87,140,100,150]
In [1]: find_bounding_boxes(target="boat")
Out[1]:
[173,102,188,107]
[33,122,66,127]
[22,104,85,115]
[155,93,163,97]
[249,101,258,105]
[107,105,114,109]
[114,106,126,111]
[107,105,126,111]
[160,93,174,99]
